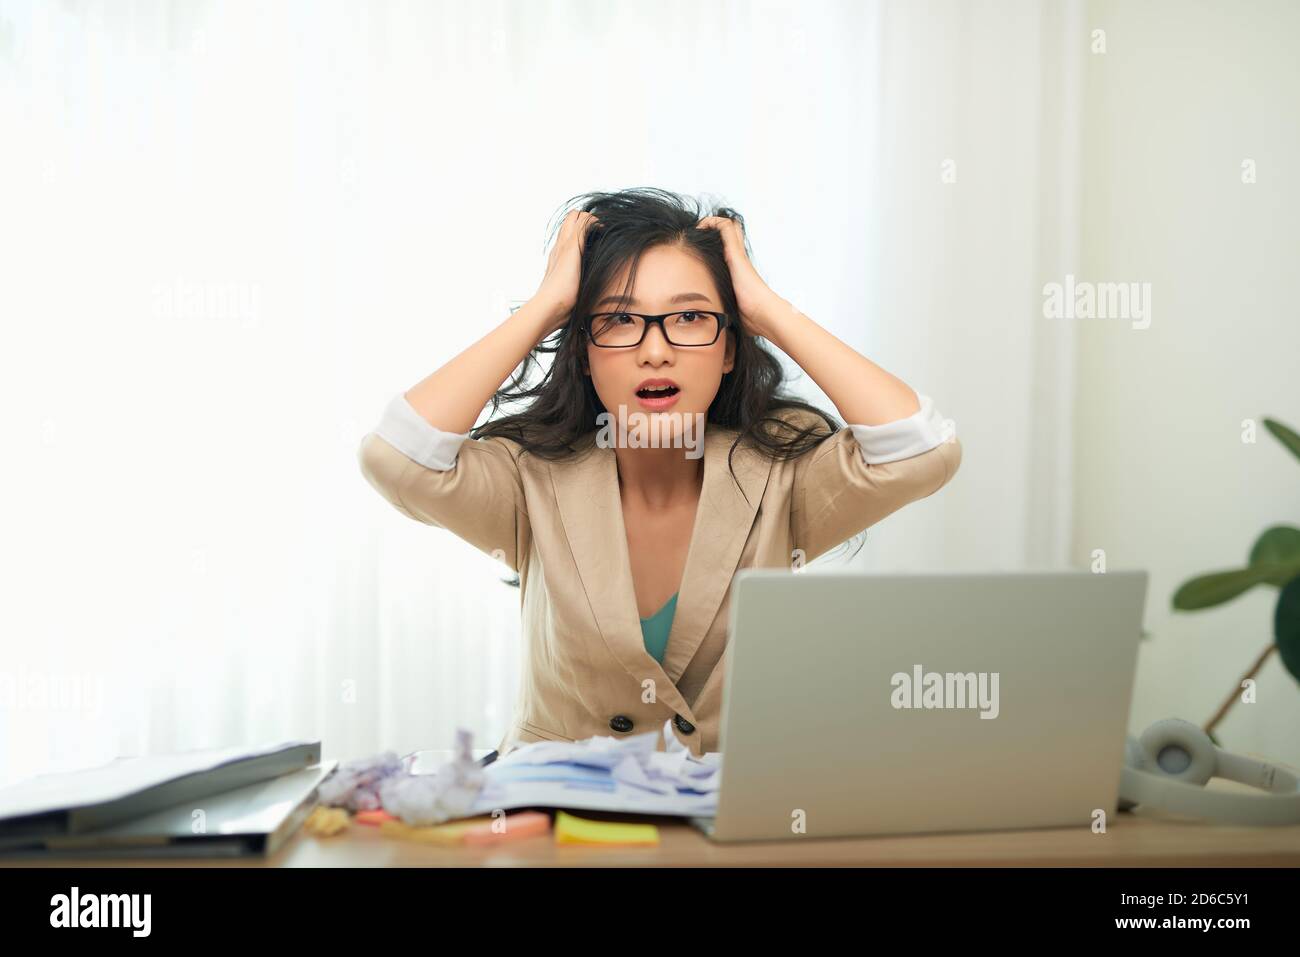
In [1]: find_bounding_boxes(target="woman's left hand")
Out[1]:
[696,216,789,339]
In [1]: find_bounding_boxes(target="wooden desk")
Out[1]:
[10,807,1300,867]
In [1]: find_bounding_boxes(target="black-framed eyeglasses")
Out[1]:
[584,310,731,348]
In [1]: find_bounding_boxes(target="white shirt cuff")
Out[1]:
[372,392,471,471]
[848,394,954,465]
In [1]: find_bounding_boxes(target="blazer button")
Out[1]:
[609,715,634,733]
[674,715,695,735]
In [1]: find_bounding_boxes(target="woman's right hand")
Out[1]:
[532,209,601,335]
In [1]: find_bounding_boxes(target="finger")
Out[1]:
[697,215,740,240]
[562,209,588,232]
[569,211,597,239]
[699,218,741,256]
[578,213,601,249]
[558,212,584,249]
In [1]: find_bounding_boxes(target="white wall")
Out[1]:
[1076,0,1300,764]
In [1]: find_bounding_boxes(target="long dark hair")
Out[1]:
[476,187,866,564]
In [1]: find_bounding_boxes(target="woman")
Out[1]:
[358,188,961,758]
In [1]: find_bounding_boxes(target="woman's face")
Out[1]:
[584,243,735,438]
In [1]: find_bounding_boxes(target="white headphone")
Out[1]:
[1119,717,1300,825]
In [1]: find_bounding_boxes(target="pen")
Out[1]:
[477,750,499,768]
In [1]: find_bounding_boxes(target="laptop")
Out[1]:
[692,569,1148,842]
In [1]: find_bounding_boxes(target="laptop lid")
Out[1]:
[708,570,1147,842]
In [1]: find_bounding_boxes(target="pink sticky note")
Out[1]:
[462,811,552,845]
[354,809,398,826]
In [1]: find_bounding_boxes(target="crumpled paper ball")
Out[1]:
[316,751,405,812]
[316,729,487,826]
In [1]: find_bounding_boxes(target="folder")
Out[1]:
[0,740,322,852]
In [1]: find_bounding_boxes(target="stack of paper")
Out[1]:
[467,719,722,818]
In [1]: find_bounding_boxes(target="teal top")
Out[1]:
[638,591,680,663]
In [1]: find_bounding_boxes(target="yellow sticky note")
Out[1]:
[303,805,350,837]
[380,815,497,846]
[554,811,659,846]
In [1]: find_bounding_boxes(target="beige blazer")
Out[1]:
[358,405,962,758]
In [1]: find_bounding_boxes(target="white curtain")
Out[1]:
[0,0,1081,787]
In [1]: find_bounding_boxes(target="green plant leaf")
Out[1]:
[1173,566,1281,610]
[1275,577,1300,685]
[1206,729,1221,747]
[1249,526,1300,584]
[1264,418,1300,464]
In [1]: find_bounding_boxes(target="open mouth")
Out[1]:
[636,385,680,399]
